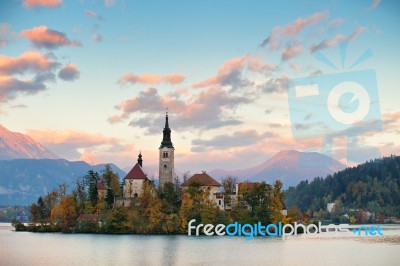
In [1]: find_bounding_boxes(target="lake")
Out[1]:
[1,223,400,265]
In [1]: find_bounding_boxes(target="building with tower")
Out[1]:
[159,112,175,188]
[115,152,149,207]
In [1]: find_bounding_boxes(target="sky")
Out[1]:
[0,0,399,174]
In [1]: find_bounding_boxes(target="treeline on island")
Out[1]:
[13,165,289,234]
[12,155,400,233]
[285,155,400,223]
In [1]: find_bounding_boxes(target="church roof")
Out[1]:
[124,163,147,180]
[182,172,222,187]
[160,113,174,149]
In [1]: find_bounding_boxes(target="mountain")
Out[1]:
[0,159,126,206]
[209,150,346,187]
[0,124,58,160]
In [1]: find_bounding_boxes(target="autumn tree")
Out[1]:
[50,195,78,231]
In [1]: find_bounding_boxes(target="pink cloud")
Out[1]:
[58,63,80,81]
[282,44,303,60]
[0,51,58,103]
[104,0,116,7]
[261,11,329,49]
[27,129,120,146]
[310,27,365,53]
[0,51,56,75]
[282,11,329,36]
[23,0,62,8]
[192,54,275,89]
[0,23,11,48]
[20,26,81,49]
[85,10,102,20]
[368,0,381,10]
[118,72,185,85]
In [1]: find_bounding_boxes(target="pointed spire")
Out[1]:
[137,151,143,167]
[160,111,174,149]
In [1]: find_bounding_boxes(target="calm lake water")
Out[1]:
[1,223,400,266]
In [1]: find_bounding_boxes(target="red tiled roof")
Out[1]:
[124,163,147,180]
[77,214,102,222]
[182,172,221,187]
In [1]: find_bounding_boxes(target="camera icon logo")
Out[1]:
[287,69,382,164]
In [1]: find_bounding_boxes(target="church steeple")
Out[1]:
[137,151,143,167]
[159,110,175,188]
[160,112,174,149]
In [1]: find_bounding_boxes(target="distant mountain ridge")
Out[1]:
[209,150,346,187]
[0,124,58,160]
[0,159,126,206]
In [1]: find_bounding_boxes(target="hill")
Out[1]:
[209,150,346,187]
[284,155,400,216]
[0,159,126,206]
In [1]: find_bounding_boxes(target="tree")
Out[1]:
[84,170,99,208]
[50,195,78,231]
[159,182,180,214]
[221,176,237,208]
[136,180,164,233]
[270,180,285,223]
[102,164,121,206]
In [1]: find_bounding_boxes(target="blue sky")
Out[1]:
[0,0,399,174]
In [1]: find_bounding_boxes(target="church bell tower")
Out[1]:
[159,112,174,188]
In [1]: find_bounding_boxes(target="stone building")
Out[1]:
[118,152,149,207]
[182,171,224,210]
[159,112,175,188]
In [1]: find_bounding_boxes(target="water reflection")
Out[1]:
[1,223,399,266]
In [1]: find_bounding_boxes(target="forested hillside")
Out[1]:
[285,155,400,216]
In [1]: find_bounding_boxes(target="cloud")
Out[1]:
[0,51,58,75]
[0,51,58,103]
[192,54,276,90]
[0,75,53,102]
[23,0,62,8]
[104,0,116,7]
[20,26,81,49]
[0,23,11,49]
[368,0,381,10]
[310,27,365,53]
[118,73,185,86]
[328,18,343,30]
[261,11,329,49]
[191,130,275,152]
[58,63,80,81]
[92,34,103,43]
[26,128,122,159]
[281,44,303,60]
[85,10,102,20]
[109,86,251,133]
[259,76,288,94]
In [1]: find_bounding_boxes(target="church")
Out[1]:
[120,112,175,205]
